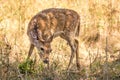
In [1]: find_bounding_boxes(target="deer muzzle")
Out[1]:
[43,58,49,64]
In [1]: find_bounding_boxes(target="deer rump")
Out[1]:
[27,8,80,70]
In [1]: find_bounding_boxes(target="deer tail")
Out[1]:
[75,20,80,37]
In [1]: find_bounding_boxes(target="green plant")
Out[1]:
[18,59,34,74]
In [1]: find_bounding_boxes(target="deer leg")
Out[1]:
[27,44,34,60]
[67,39,76,70]
[75,39,80,70]
[67,50,75,70]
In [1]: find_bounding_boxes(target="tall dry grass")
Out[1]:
[0,0,120,80]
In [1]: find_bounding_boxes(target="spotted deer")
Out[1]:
[27,8,80,70]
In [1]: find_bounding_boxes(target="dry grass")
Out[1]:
[0,0,120,80]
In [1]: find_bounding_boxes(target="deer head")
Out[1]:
[29,27,64,64]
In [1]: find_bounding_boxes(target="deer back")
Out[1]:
[27,8,80,45]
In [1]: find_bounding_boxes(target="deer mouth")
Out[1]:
[43,58,49,69]
[43,58,49,64]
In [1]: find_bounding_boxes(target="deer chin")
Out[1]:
[43,61,49,69]
[43,58,50,69]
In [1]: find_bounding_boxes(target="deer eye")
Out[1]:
[40,47,44,51]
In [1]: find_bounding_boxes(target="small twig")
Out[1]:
[103,37,109,80]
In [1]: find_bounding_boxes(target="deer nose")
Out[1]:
[43,59,49,64]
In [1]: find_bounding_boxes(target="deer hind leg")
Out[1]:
[67,38,80,70]
[74,39,80,70]
[66,38,76,70]
[27,44,34,60]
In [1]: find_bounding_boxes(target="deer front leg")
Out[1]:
[27,44,34,60]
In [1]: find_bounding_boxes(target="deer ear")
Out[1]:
[30,30,38,40]
[30,29,44,41]
[37,30,45,42]
[46,35,53,42]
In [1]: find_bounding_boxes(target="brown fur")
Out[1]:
[27,8,80,70]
